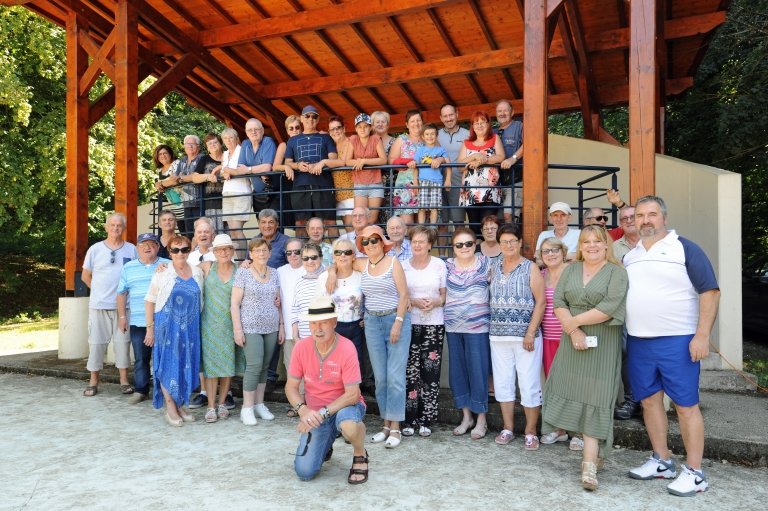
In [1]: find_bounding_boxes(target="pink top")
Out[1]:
[349,134,382,185]
[541,269,563,341]
[288,334,366,410]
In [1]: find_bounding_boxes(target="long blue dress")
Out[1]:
[152,276,202,409]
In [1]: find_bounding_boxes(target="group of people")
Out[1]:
[153,101,525,255]
[87,120,718,494]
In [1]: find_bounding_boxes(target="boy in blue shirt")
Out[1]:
[408,124,449,225]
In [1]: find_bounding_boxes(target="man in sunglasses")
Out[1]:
[81,212,138,397]
[287,296,368,484]
[582,207,608,228]
[283,105,339,235]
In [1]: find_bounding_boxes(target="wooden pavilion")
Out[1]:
[2,0,729,293]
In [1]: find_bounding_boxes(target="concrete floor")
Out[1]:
[2,373,766,511]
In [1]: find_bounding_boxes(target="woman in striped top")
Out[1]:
[291,243,325,341]
[444,227,493,440]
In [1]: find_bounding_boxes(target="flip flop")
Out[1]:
[83,385,98,397]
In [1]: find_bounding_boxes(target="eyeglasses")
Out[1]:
[482,225,498,231]
[303,114,319,120]
[246,128,263,133]
[302,255,320,261]
[285,249,301,256]
[251,248,270,255]
[360,237,380,246]
[620,214,635,223]
[287,126,301,132]
[541,248,561,255]
[499,239,520,246]
[110,250,116,264]
[453,241,475,249]
[411,239,429,245]
[473,121,488,127]
[169,246,191,254]
[334,249,354,256]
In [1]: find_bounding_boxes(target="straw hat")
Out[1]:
[299,296,339,321]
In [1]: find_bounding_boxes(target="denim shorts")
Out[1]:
[354,182,385,199]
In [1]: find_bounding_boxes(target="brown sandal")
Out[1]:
[83,385,98,397]
[120,384,135,395]
[348,450,369,485]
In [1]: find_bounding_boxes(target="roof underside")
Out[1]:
[18,0,728,132]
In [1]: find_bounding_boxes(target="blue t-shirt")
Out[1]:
[117,257,170,326]
[284,133,336,187]
[238,136,277,193]
[496,121,523,184]
[413,145,448,183]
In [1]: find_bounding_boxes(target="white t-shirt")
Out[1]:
[277,263,306,338]
[535,228,581,254]
[402,256,447,325]
[316,270,363,323]
[221,145,250,194]
[83,241,137,309]
[188,248,216,266]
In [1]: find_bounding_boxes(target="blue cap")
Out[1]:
[301,105,319,116]
[354,113,372,125]
[137,233,160,244]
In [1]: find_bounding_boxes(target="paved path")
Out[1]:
[2,373,766,511]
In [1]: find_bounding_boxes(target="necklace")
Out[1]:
[369,255,386,268]
[253,266,268,279]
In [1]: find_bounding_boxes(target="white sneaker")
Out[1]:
[240,406,257,426]
[254,403,275,421]
[569,436,584,451]
[667,465,708,497]
[541,431,569,445]
[628,453,677,480]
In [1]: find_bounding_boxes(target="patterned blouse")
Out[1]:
[444,255,492,333]
[233,267,280,334]
[489,258,539,338]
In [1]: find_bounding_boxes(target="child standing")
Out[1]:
[408,124,449,225]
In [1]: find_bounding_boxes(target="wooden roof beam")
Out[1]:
[138,54,199,119]
[147,0,461,54]
[78,28,116,95]
[467,0,520,99]
[561,0,599,139]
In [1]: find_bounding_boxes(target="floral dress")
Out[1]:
[459,136,502,206]
[392,134,421,214]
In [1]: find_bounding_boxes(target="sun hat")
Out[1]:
[299,296,339,321]
[355,225,394,253]
[212,233,235,249]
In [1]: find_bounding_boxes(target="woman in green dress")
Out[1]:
[200,234,238,423]
[542,225,628,491]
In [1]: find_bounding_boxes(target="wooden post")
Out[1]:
[628,0,658,203]
[523,0,549,257]
[114,0,139,242]
[64,13,90,295]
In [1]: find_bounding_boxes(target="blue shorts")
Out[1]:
[354,182,385,199]
[627,334,700,407]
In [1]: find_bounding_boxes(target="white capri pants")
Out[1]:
[489,334,543,407]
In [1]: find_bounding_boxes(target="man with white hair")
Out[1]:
[386,215,411,262]
[237,118,277,213]
[81,212,138,397]
[188,217,216,265]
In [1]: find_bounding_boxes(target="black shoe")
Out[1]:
[265,380,277,393]
[189,393,207,409]
[614,401,642,420]
[224,392,236,410]
[324,447,334,463]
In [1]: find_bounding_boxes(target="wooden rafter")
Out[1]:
[78,28,116,95]
[138,54,198,118]
[560,0,599,139]
[467,0,520,99]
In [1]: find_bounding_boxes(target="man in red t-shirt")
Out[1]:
[286,296,369,484]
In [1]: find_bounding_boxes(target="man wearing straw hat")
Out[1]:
[286,296,369,485]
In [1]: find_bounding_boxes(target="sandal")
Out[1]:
[419,426,432,437]
[286,407,297,418]
[581,461,598,491]
[402,427,415,437]
[83,385,98,397]
[524,434,540,450]
[370,426,390,443]
[120,384,135,395]
[452,419,475,436]
[470,424,488,440]
[384,430,401,448]
[205,408,218,423]
[348,450,369,485]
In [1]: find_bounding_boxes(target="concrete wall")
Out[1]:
[548,134,742,370]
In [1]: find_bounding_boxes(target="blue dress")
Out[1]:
[152,276,202,409]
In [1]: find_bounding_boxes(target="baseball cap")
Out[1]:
[548,202,572,215]
[354,113,372,125]
[301,105,319,116]
[137,233,159,244]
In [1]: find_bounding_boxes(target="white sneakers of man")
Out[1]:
[254,403,275,421]
[240,407,257,426]
[628,453,677,480]
[666,465,709,497]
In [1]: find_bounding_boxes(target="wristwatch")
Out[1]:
[319,407,330,420]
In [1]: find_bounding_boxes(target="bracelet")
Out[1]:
[618,201,626,208]
[146,322,154,328]
[567,328,578,335]
[293,402,306,413]
[395,316,404,322]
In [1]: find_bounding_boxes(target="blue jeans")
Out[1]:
[129,326,152,395]
[294,402,366,481]
[364,312,411,421]
[447,331,490,413]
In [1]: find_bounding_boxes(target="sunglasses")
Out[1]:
[285,249,301,256]
[169,246,191,254]
[360,237,380,246]
[110,250,116,264]
[287,126,301,132]
[541,248,561,255]
[303,114,319,120]
[453,241,475,249]
[334,249,354,256]
[591,215,608,222]
[302,255,320,261]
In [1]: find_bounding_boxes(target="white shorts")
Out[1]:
[337,198,354,218]
[87,309,131,371]
[222,193,252,222]
[490,334,543,407]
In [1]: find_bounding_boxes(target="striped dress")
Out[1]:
[542,261,628,457]
[201,263,239,378]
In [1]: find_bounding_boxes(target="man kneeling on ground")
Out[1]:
[286,296,369,484]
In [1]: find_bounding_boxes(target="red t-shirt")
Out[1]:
[288,334,365,410]
[608,227,624,241]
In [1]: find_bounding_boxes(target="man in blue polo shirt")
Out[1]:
[495,99,523,223]
[116,233,169,404]
[237,118,277,214]
[624,195,720,497]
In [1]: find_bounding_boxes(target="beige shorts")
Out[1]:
[87,309,131,371]
[222,193,252,222]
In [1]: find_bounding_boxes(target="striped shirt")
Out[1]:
[117,257,170,326]
[361,258,400,312]
[541,286,562,341]
[444,256,492,333]
[291,269,323,338]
